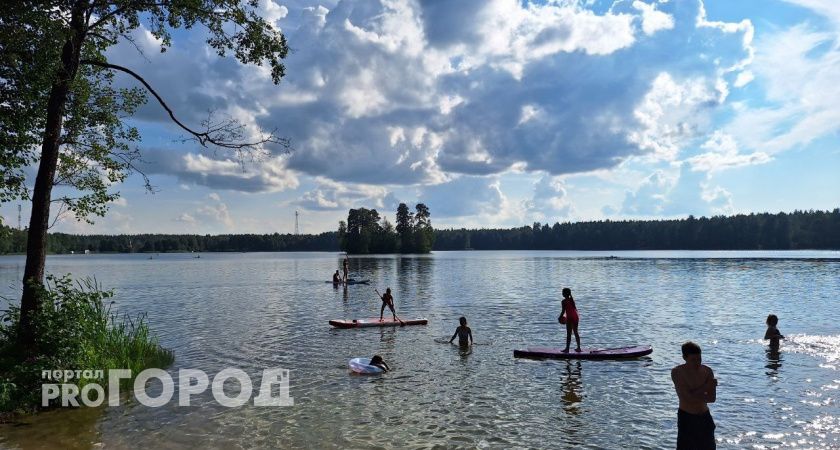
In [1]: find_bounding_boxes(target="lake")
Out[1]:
[1,251,839,449]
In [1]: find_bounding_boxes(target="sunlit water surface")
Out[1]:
[0,251,838,449]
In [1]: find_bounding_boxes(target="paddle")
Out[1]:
[375,288,404,325]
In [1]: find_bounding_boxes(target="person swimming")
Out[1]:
[332,270,342,284]
[449,316,474,347]
[369,355,390,372]
[764,314,785,348]
[560,287,581,353]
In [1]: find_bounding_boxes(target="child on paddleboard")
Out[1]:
[449,316,474,347]
[377,288,401,322]
[559,287,581,352]
[370,355,390,372]
[764,314,784,348]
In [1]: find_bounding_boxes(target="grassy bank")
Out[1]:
[0,275,173,415]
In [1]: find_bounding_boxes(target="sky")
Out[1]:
[2,0,839,235]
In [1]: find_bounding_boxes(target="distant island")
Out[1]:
[1,209,838,254]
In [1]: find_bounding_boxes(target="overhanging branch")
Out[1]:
[79,59,289,152]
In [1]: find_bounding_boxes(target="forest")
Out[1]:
[1,209,838,254]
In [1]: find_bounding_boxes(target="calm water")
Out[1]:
[0,251,839,449]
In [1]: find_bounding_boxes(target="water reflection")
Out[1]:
[561,361,583,414]
[766,346,783,378]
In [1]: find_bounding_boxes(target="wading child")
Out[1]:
[449,316,474,347]
[764,314,785,348]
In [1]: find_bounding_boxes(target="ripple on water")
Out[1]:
[0,252,838,448]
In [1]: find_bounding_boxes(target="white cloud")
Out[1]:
[174,213,196,224]
[620,163,734,216]
[687,131,771,172]
[629,72,721,161]
[525,175,573,221]
[733,70,754,87]
[727,21,840,155]
[293,177,392,212]
[109,197,128,207]
[142,150,299,193]
[196,201,234,229]
[633,1,675,36]
[417,176,505,218]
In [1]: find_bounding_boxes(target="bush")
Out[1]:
[0,275,173,414]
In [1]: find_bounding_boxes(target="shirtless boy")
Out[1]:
[671,342,718,449]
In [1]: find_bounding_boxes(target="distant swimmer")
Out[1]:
[449,316,473,347]
[671,342,717,449]
[333,270,342,284]
[764,314,785,348]
[369,355,390,372]
[376,288,401,323]
[559,287,581,353]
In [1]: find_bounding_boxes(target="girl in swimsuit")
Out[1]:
[560,287,581,352]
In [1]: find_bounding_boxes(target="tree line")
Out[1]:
[435,209,840,250]
[1,209,838,254]
[338,203,435,254]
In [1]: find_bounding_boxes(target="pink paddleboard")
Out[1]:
[329,318,428,329]
[513,345,652,360]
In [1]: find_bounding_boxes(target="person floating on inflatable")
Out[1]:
[369,355,390,372]
[559,287,581,353]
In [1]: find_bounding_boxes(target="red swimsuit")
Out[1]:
[563,298,579,325]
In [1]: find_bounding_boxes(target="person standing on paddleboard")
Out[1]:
[671,342,717,449]
[559,287,581,352]
[342,255,349,283]
[376,288,401,322]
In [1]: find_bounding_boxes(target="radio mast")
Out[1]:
[294,210,300,235]
[18,204,22,230]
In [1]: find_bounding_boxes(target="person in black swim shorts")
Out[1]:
[671,342,718,449]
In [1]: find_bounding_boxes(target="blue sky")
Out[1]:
[2,0,839,234]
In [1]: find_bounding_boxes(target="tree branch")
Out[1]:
[80,59,289,152]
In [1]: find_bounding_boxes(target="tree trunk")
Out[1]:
[18,3,87,352]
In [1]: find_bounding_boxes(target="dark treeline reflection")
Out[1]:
[1,209,838,254]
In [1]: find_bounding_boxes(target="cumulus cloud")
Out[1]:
[620,164,733,216]
[525,175,573,221]
[174,213,196,224]
[96,0,762,228]
[105,0,752,188]
[687,131,771,172]
[140,149,299,193]
[726,15,840,155]
[417,176,505,218]
[292,177,392,212]
[633,1,675,36]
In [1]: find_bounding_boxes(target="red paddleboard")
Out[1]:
[329,318,428,328]
[513,345,652,360]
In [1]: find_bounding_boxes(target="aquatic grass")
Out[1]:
[0,275,173,415]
